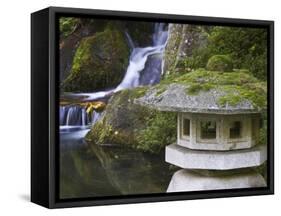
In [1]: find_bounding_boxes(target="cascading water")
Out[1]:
[115,23,168,91]
[60,23,168,129]
[60,105,101,126]
[138,23,168,85]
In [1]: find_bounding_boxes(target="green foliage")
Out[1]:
[177,47,210,72]
[86,119,135,146]
[207,26,267,80]
[168,26,267,80]
[258,112,267,146]
[135,112,177,153]
[86,87,177,154]
[259,122,267,146]
[59,17,79,38]
[206,55,233,72]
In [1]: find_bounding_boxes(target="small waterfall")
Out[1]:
[60,23,168,127]
[81,108,86,126]
[92,111,102,124]
[153,23,168,46]
[114,23,168,92]
[60,105,101,126]
[65,23,168,101]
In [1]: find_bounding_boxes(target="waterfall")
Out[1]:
[60,23,168,127]
[92,111,102,124]
[60,105,102,126]
[125,31,135,50]
[114,23,168,92]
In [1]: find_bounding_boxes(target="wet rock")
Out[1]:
[86,87,177,153]
[62,25,130,92]
[59,19,108,81]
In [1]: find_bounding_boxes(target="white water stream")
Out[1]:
[60,23,168,127]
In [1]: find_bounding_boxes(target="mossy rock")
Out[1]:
[163,24,209,77]
[206,55,233,72]
[59,17,80,38]
[62,25,130,92]
[150,69,267,110]
[85,87,177,153]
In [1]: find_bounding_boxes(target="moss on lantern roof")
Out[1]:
[135,69,267,114]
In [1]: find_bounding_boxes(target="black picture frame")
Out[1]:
[31,6,274,209]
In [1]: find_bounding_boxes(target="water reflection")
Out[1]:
[60,127,175,199]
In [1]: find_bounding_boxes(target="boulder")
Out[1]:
[206,55,233,72]
[62,25,130,92]
[85,87,177,153]
[163,24,208,76]
[59,18,108,81]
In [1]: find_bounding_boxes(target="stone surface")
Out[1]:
[62,26,130,92]
[86,88,177,153]
[165,144,267,170]
[167,169,266,192]
[177,113,260,151]
[135,84,259,114]
[163,24,208,76]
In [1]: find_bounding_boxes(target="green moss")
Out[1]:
[206,27,267,80]
[159,69,266,109]
[59,17,79,38]
[218,94,243,106]
[86,87,177,154]
[135,111,177,153]
[155,85,167,96]
[206,55,233,72]
[122,86,149,98]
[186,83,214,95]
[62,25,130,92]
[163,69,256,85]
[71,37,92,72]
[218,82,267,108]
[85,119,135,146]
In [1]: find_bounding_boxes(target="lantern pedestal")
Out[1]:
[167,168,266,192]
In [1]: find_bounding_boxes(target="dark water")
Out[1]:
[60,127,175,199]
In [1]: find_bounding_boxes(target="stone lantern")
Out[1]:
[135,83,267,192]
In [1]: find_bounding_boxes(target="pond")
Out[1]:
[59,127,175,199]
